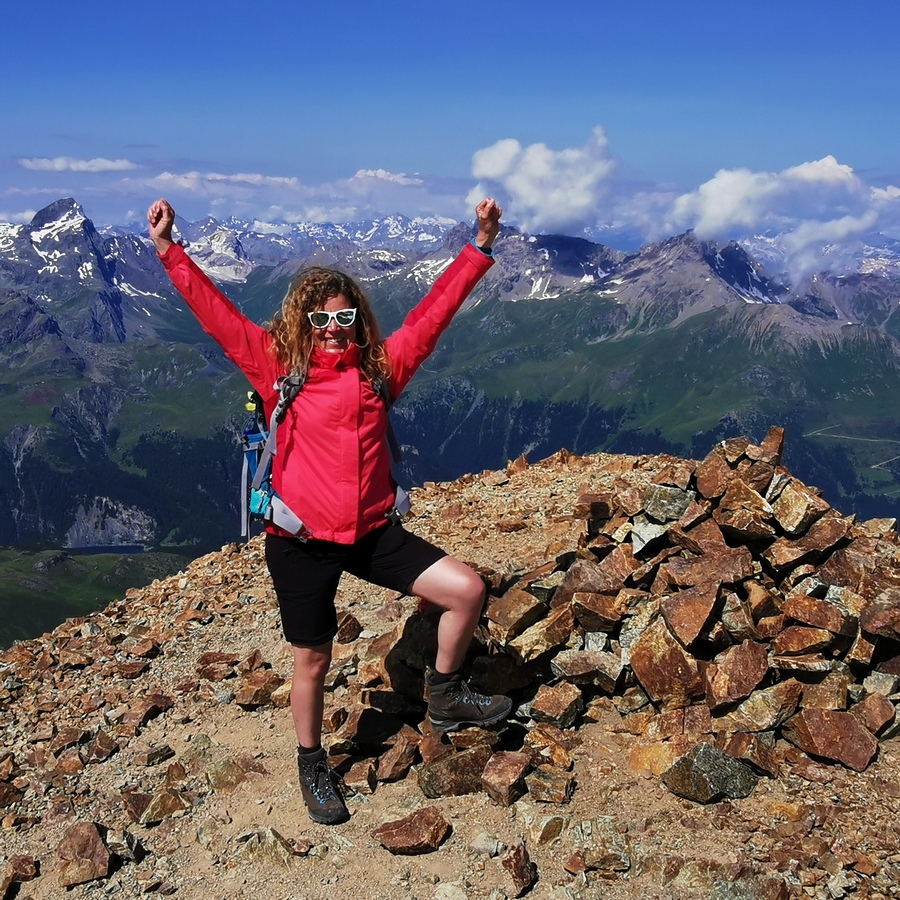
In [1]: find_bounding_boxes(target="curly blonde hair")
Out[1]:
[266,266,390,383]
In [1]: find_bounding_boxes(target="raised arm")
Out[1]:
[148,198,176,256]
[474,197,502,251]
[385,197,501,395]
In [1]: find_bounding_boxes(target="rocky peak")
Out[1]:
[1,436,899,896]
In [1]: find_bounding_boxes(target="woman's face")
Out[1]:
[311,293,359,354]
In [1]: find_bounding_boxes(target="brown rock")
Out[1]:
[850,693,895,735]
[720,591,757,641]
[120,789,152,823]
[1,854,38,895]
[344,760,377,794]
[508,603,575,662]
[860,588,900,639]
[771,626,834,656]
[669,517,727,555]
[139,787,191,824]
[501,841,538,897]
[759,425,785,464]
[764,515,853,571]
[571,591,627,632]
[195,651,239,681]
[782,709,878,771]
[550,649,623,691]
[335,609,362,643]
[553,546,639,607]
[715,680,803,732]
[376,731,420,782]
[121,693,174,730]
[713,479,776,541]
[81,730,119,764]
[485,587,547,643]
[525,764,575,803]
[629,616,704,710]
[666,545,753,588]
[523,723,578,770]
[662,583,719,648]
[802,672,850,710]
[373,805,449,855]
[530,681,583,728]
[235,669,285,709]
[771,481,831,536]
[704,640,769,710]
[845,629,878,667]
[482,751,531,806]
[718,732,782,776]
[418,745,492,798]
[56,822,110,888]
[781,592,854,636]
[695,446,734,500]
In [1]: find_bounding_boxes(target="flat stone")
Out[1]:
[235,669,285,709]
[662,742,759,803]
[771,481,832,536]
[662,583,719,648]
[802,672,850,710]
[668,517,727,554]
[530,682,583,728]
[781,592,854,636]
[56,821,110,888]
[81,729,119,764]
[850,693,895,735]
[769,653,835,674]
[715,680,803,732]
[523,723,578,770]
[485,588,547,643]
[553,547,639,607]
[508,603,575,663]
[781,709,878,771]
[120,789,152,823]
[104,827,144,862]
[206,755,248,792]
[764,515,853,572]
[139,787,191,824]
[528,569,567,603]
[860,588,900,639]
[713,479,777,541]
[345,760,377,794]
[501,841,538,897]
[845,629,878,667]
[695,446,734,500]
[120,693,174,730]
[704,640,769,710]
[550,649,623,692]
[720,591,757,641]
[482,751,531,806]
[335,609,362,643]
[134,744,175,767]
[717,731,782,776]
[575,816,632,874]
[642,484,695,523]
[571,591,628,632]
[525,764,574,803]
[629,615,704,710]
[772,626,834,656]
[630,514,670,556]
[665,545,753,589]
[376,731,419,782]
[418,745,492,798]
[195,651,240,681]
[373,805,450,855]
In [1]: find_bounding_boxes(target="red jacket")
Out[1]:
[160,242,494,543]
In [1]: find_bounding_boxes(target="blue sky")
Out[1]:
[4,0,899,274]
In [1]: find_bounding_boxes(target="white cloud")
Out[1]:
[351,169,424,187]
[468,126,618,233]
[0,209,36,223]
[19,156,138,173]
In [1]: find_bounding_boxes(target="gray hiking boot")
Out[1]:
[297,747,349,825]
[426,670,512,733]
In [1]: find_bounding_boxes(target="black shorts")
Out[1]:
[265,523,447,646]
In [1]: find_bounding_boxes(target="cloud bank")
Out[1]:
[6,129,900,283]
[20,157,138,173]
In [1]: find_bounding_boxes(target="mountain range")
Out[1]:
[1,198,900,555]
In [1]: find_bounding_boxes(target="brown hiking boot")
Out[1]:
[297,747,349,825]
[426,670,512,733]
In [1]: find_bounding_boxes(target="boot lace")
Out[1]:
[303,759,340,803]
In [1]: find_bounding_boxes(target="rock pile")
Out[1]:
[340,427,899,822]
[1,430,899,897]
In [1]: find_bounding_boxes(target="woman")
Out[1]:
[147,197,511,825]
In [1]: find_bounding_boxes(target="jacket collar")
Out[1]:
[311,343,361,370]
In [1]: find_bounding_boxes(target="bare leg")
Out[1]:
[290,641,332,748]
[410,556,485,673]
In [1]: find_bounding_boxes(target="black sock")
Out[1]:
[429,668,460,685]
[298,744,322,757]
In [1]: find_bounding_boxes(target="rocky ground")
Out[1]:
[1,444,899,899]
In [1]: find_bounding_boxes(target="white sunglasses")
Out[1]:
[307,308,357,329]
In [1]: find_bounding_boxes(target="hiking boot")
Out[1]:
[297,747,349,825]
[426,670,512,733]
